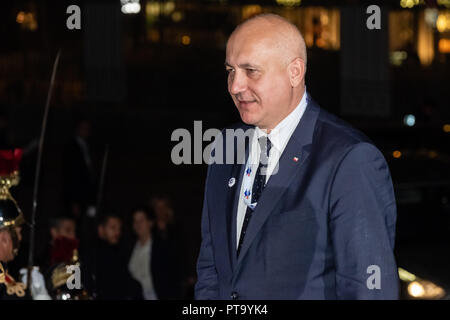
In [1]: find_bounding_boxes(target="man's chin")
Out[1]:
[239,112,259,126]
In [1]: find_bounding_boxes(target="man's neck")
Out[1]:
[261,88,305,134]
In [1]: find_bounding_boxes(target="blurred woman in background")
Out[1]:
[128,206,181,300]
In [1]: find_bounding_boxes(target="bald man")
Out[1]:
[195,14,399,300]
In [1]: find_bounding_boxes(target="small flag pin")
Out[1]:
[228,177,236,187]
[293,157,299,162]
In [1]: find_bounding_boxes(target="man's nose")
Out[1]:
[229,71,247,95]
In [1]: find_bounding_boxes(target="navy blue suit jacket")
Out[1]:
[195,95,400,299]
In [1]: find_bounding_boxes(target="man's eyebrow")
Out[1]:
[224,62,261,69]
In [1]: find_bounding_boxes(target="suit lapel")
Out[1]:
[228,160,245,270]
[226,127,251,271]
[234,97,320,271]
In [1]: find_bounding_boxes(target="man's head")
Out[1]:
[150,194,174,225]
[49,216,76,242]
[0,226,22,262]
[131,206,155,240]
[225,14,307,131]
[98,214,122,245]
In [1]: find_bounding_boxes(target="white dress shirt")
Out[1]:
[128,238,158,300]
[236,92,308,247]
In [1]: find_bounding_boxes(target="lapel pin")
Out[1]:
[293,156,299,162]
[228,177,236,187]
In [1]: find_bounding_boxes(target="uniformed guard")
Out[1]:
[0,149,28,300]
[0,148,50,300]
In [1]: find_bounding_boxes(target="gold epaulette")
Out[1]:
[0,262,26,297]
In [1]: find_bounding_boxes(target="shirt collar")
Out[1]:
[255,91,308,152]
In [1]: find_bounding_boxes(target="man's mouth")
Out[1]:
[238,100,256,108]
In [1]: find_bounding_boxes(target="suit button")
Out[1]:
[231,292,239,300]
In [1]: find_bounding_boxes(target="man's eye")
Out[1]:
[226,69,234,74]
[247,69,257,74]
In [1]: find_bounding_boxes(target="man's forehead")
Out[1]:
[226,34,276,67]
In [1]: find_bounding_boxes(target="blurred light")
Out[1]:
[276,0,301,7]
[437,0,450,8]
[242,5,262,20]
[400,0,420,8]
[171,11,183,23]
[61,293,71,300]
[146,2,160,17]
[390,51,408,66]
[408,281,425,297]
[443,124,450,132]
[428,150,438,159]
[16,11,38,31]
[181,35,191,45]
[424,8,439,28]
[121,0,141,14]
[162,2,175,16]
[398,268,417,282]
[408,280,446,299]
[403,114,416,127]
[16,11,25,24]
[393,150,402,158]
[436,13,450,32]
[147,30,160,42]
[145,1,174,19]
[439,39,450,53]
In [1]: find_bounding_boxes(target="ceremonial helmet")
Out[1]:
[0,149,25,256]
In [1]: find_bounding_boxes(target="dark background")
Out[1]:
[1,0,449,298]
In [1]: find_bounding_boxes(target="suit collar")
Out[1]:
[254,91,308,155]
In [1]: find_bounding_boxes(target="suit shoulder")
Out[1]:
[314,107,377,154]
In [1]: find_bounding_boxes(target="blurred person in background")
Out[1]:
[150,194,175,241]
[83,213,141,299]
[62,115,97,247]
[36,215,78,275]
[150,194,191,298]
[128,206,181,300]
[37,215,91,299]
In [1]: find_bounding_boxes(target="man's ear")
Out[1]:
[288,57,306,88]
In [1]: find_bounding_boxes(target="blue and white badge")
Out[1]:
[228,177,236,187]
[242,166,257,208]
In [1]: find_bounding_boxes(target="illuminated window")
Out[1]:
[389,11,414,52]
[16,11,38,31]
[389,10,434,66]
[288,7,340,50]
